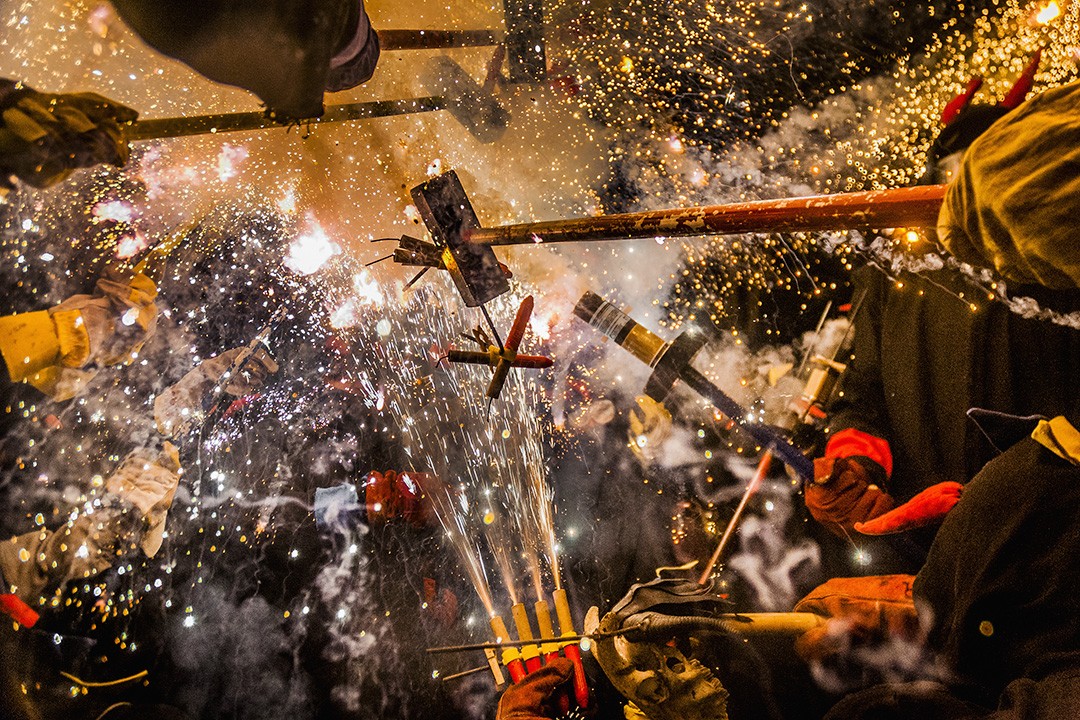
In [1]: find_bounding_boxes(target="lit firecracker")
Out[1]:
[446,295,555,403]
[2,0,1079,714]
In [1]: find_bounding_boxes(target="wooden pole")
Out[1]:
[469,185,947,246]
[377,29,502,50]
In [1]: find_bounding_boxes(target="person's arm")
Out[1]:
[0,269,158,400]
[0,443,180,616]
[805,266,897,534]
[0,80,137,190]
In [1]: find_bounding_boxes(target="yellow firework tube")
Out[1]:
[511,602,542,670]
[534,598,561,656]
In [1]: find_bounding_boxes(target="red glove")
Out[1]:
[422,577,459,629]
[805,456,895,536]
[793,575,920,665]
[363,470,436,528]
[855,482,963,535]
[497,657,574,720]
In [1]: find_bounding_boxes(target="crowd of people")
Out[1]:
[2,5,1080,720]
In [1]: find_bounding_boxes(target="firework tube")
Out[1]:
[490,615,527,683]
[573,292,813,482]
[535,599,561,659]
[446,349,554,368]
[535,597,571,715]
[553,588,590,709]
[511,602,543,673]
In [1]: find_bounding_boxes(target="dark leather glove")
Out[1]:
[805,455,895,536]
[0,81,137,189]
[497,657,574,720]
[793,575,920,666]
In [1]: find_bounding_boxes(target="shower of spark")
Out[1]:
[426,480,498,618]
[319,259,565,626]
[1,0,1075,715]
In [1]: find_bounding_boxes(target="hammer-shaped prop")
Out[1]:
[410,170,512,308]
[370,234,512,290]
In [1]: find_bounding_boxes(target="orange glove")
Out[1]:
[805,456,895,536]
[855,482,963,535]
[497,657,574,720]
[793,575,920,665]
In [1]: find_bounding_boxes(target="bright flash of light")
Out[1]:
[216,144,250,182]
[93,200,135,224]
[285,216,339,275]
[276,187,298,215]
[115,232,149,259]
[1036,0,1061,24]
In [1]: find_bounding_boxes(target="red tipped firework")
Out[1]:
[490,615,528,684]
[446,295,554,401]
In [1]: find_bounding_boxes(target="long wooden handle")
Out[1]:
[469,185,947,245]
[716,612,826,635]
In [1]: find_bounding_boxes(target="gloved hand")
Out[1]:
[154,346,278,436]
[363,470,435,528]
[105,442,181,557]
[0,269,158,400]
[0,444,179,611]
[50,268,159,367]
[628,395,672,465]
[497,657,575,720]
[855,481,964,535]
[0,80,138,190]
[793,575,920,666]
[0,507,130,607]
[805,455,894,536]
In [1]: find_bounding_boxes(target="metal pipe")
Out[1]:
[635,611,825,637]
[377,29,503,50]
[698,450,773,585]
[427,611,826,654]
[125,97,445,141]
[469,185,947,246]
[680,366,813,481]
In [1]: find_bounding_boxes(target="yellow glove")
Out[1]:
[0,82,137,190]
[0,269,157,399]
[628,395,672,465]
[154,346,278,436]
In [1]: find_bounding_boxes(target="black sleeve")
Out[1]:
[826,265,894,445]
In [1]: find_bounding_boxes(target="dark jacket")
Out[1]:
[831,264,1080,504]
